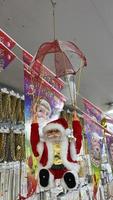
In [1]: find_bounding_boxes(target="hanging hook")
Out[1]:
[50,0,56,8]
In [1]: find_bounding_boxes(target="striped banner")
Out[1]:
[83,99,103,200]
[0,29,16,49]
[0,43,15,70]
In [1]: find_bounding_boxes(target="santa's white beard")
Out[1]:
[45,134,64,143]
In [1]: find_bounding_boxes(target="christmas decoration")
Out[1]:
[30,108,82,190]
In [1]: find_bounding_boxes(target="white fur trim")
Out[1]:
[38,138,80,172]
[70,140,77,160]
[38,138,79,172]
[43,123,66,136]
[38,141,54,169]
[37,142,55,190]
[45,141,54,169]
[65,128,72,136]
[48,171,55,189]
[61,138,79,172]
[37,142,44,159]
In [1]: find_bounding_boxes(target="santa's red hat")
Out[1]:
[43,118,69,136]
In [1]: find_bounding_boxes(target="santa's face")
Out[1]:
[46,129,62,142]
[91,138,101,160]
[93,146,101,160]
[37,104,50,121]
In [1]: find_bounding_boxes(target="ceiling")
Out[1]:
[0,0,113,112]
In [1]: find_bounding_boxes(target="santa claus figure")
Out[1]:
[36,98,51,121]
[90,132,103,167]
[30,107,82,190]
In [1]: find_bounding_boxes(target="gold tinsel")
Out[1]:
[2,92,9,121]
[10,95,17,122]
[14,132,25,161]
[2,93,11,121]
[4,130,14,162]
[0,132,6,162]
[15,98,23,123]
[21,99,25,122]
[1,129,25,162]
[0,92,2,121]
[0,87,25,162]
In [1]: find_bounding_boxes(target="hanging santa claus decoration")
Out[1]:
[30,102,82,190]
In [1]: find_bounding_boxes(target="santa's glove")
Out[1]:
[72,111,82,154]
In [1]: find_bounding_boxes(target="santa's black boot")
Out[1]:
[63,172,76,189]
[39,169,49,187]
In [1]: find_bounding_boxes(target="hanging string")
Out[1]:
[50,0,56,40]
[61,47,85,109]
[73,75,76,107]
[51,0,78,113]
[76,60,83,105]
[30,1,57,111]
[60,50,74,106]
[66,74,74,106]
[66,61,84,108]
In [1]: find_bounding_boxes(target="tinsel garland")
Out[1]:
[0,131,6,162]
[0,92,2,121]
[10,94,17,122]
[14,131,25,161]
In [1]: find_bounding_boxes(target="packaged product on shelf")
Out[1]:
[0,127,6,162]
[13,128,25,161]
[0,163,5,200]
[4,127,15,162]
[20,162,27,197]
[10,90,17,122]
[1,88,11,122]
[0,91,2,122]
[13,162,20,200]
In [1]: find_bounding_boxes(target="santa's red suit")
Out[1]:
[30,117,82,190]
